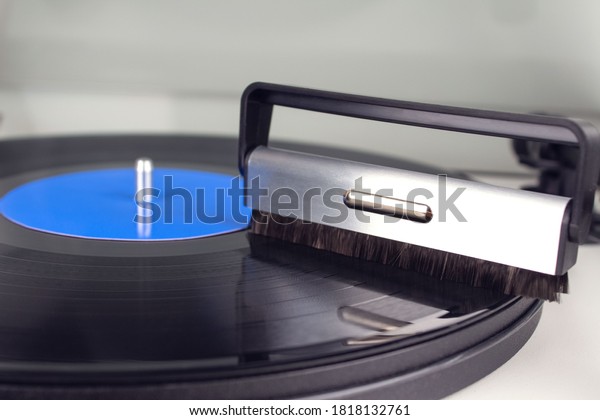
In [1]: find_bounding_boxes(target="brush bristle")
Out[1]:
[250,210,568,302]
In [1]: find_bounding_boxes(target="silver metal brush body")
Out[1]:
[248,146,575,276]
[239,83,600,299]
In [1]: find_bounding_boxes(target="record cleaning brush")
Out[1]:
[239,83,600,301]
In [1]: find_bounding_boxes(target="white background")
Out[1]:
[2,0,600,172]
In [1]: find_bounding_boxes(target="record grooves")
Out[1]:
[0,134,542,399]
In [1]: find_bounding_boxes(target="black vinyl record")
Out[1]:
[0,135,542,399]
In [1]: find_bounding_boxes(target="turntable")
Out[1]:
[0,131,558,399]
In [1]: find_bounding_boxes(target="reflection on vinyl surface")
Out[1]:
[0,233,511,368]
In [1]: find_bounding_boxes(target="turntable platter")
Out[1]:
[0,135,542,399]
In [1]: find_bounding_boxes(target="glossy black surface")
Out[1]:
[0,135,540,398]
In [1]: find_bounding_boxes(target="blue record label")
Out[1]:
[0,168,251,240]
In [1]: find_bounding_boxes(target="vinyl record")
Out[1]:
[0,135,542,399]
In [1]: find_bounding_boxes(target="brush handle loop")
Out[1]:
[239,82,600,243]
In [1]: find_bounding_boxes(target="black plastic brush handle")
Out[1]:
[239,82,600,244]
